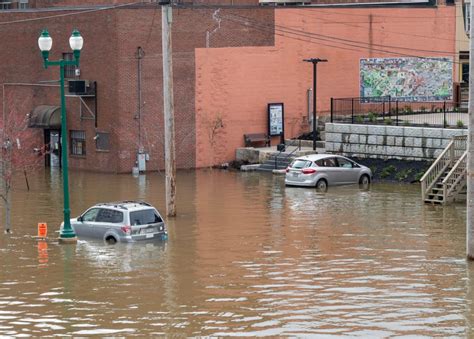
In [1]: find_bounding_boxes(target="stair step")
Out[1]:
[424,199,444,204]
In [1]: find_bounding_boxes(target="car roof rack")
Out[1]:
[95,200,152,210]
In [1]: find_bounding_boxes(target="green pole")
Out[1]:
[58,60,75,239]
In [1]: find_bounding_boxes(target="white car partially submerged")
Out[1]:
[285,154,372,189]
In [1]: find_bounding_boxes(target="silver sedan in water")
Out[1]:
[285,154,372,189]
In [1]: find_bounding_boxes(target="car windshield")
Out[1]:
[290,160,311,169]
[130,209,162,226]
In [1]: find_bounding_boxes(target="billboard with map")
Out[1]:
[360,57,453,102]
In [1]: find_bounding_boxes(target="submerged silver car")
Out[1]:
[285,154,372,189]
[60,201,168,244]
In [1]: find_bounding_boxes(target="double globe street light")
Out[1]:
[38,29,83,243]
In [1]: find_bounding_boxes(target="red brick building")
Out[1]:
[0,0,456,172]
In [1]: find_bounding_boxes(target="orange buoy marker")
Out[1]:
[38,223,47,239]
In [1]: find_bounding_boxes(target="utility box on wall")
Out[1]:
[137,153,146,172]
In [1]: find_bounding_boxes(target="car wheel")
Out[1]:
[359,174,370,185]
[105,236,117,245]
[315,179,328,192]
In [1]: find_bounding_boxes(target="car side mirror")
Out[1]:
[78,216,83,222]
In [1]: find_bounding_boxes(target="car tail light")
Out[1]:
[302,168,316,174]
[121,225,131,235]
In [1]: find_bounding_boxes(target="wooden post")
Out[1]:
[467,0,474,259]
[162,4,176,217]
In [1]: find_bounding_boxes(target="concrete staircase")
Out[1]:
[256,140,325,172]
[257,153,294,172]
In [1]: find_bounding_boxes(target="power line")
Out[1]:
[178,2,464,44]
[226,12,456,55]
[291,9,462,43]
[173,1,460,19]
[222,13,461,63]
[0,1,144,26]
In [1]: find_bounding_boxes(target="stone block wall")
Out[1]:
[325,123,468,160]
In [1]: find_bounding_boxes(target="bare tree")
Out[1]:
[205,113,226,168]
[1,107,44,234]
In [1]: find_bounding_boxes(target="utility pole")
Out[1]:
[303,58,327,151]
[161,1,176,217]
[468,0,474,259]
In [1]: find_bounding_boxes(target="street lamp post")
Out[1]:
[38,29,83,243]
[303,58,327,151]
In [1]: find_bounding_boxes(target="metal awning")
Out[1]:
[28,105,61,129]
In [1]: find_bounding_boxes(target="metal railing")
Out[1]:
[420,135,467,201]
[330,97,467,129]
[442,151,467,203]
[274,139,301,169]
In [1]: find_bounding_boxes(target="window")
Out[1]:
[82,208,100,222]
[462,62,469,83]
[337,158,353,168]
[95,132,110,151]
[70,130,86,156]
[96,209,124,223]
[63,53,76,79]
[130,209,163,226]
[290,159,311,169]
[19,0,28,9]
[0,1,11,10]
[316,158,337,167]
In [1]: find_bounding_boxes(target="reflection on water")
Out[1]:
[0,169,470,336]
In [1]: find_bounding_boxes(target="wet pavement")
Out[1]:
[0,169,470,336]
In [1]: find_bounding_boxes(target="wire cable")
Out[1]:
[226,12,457,55]
[177,2,465,44]
[0,1,145,26]
[222,12,460,63]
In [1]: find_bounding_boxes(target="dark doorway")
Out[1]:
[44,129,61,168]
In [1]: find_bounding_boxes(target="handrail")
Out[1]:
[420,135,467,201]
[419,138,454,184]
[420,138,454,200]
[274,139,301,169]
[442,151,467,202]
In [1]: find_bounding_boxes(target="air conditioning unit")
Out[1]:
[68,80,89,95]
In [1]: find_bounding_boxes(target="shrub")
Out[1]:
[384,118,393,125]
[414,171,425,182]
[368,112,378,123]
[395,168,413,181]
[355,115,364,124]
[457,120,465,128]
[380,165,396,178]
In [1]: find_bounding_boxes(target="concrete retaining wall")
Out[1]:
[325,123,467,160]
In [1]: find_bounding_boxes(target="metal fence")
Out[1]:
[330,97,468,129]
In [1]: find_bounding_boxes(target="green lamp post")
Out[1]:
[38,29,83,243]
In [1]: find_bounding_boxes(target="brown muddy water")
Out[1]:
[0,169,470,337]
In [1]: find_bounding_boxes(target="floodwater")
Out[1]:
[0,169,470,337]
